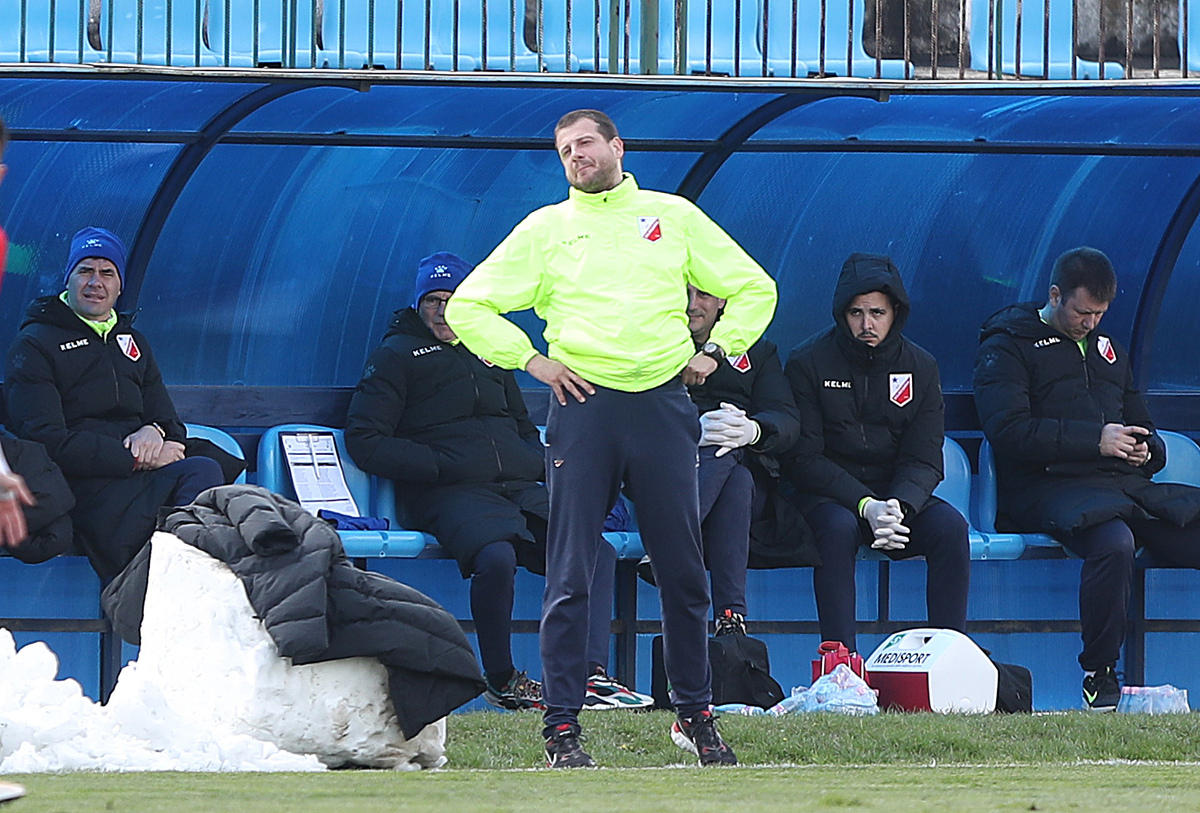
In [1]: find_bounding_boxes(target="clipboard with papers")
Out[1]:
[280,431,360,517]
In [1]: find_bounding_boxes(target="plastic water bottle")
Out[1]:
[766,687,808,716]
[1118,685,1190,714]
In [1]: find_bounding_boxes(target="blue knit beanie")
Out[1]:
[412,252,472,310]
[64,227,126,287]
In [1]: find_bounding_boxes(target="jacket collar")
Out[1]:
[567,173,638,207]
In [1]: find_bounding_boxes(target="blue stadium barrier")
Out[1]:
[334,0,476,71]
[761,0,908,77]
[0,0,105,63]
[683,0,773,76]
[457,0,575,72]
[968,0,1124,78]
[100,0,224,67]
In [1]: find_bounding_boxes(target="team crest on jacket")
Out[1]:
[1097,335,1117,364]
[637,216,662,242]
[728,353,752,373]
[477,355,495,368]
[889,373,913,407]
[116,334,141,362]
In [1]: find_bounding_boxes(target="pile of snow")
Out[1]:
[0,532,447,772]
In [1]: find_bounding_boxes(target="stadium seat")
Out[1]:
[683,0,774,76]
[760,0,908,78]
[329,0,476,71]
[1151,430,1200,486]
[976,438,1061,557]
[969,0,1124,78]
[98,0,225,67]
[256,424,430,557]
[457,0,574,72]
[184,423,247,484]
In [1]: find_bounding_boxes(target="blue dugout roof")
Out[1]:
[1,69,1199,424]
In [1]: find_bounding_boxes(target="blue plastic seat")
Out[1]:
[1152,430,1200,486]
[682,0,774,76]
[98,0,225,66]
[760,0,907,78]
[969,0,1124,78]
[204,0,372,68]
[977,438,1062,556]
[256,423,429,558]
[329,0,475,70]
[184,423,246,484]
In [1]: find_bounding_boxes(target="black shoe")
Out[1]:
[714,609,747,637]
[484,670,544,711]
[671,709,738,766]
[1083,665,1121,712]
[544,723,596,768]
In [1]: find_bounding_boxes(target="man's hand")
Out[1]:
[146,440,186,470]
[526,354,595,406]
[862,497,910,551]
[1099,423,1151,461]
[0,472,35,550]
[682,352,719,386]
[124,425,166,470]
[699,403,761,458]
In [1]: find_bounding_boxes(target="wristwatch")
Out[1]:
[700,342,726,364]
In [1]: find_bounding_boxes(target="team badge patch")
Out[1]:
[729,353,752,373]
[637,216,662,242]
[116,334,141,362]
[1097,335,1117,364]
[477,355,495,368]
[889,373,913,407]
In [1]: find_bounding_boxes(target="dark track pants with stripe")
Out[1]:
[541,377,712,733]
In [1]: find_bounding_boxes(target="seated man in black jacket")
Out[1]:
[640,285,809,634]
[974,247,1200,711]
[346,252,647,711]
[784,253,970,654]
[4,227,224,580]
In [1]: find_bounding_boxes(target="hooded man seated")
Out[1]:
[5,227,225,580]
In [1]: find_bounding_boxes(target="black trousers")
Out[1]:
[698,446,754,618]
[806,498,971,653]
[1059,516,1200,671]
[541,378,711,731]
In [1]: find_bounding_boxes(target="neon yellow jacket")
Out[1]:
[445,175,777,392]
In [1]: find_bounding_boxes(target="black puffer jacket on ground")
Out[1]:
[344,308,544,488]
[160,485,485,738]
[973,302,1200,534]
[783,253,945,517]
[5,296,190,579]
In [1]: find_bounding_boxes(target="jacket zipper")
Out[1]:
[465,349,504,478]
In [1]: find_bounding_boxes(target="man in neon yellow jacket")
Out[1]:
[446,109,776,768]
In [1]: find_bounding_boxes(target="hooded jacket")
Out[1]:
[972,302,1200,534]
[157,485,486,739]
[783,254,945,516]
[5,295,189,579]
[344,307,545,489]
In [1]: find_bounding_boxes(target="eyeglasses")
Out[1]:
[420,295,452,311]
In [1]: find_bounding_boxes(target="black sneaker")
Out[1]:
[671,709,738,766]
[1083,665,1121,712]
[714,609,747,637]
[544,723,596,768]
[484,670,545,711]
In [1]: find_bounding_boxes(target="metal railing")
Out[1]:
[0,0,1193,79]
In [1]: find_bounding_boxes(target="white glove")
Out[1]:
[862,498,910,550]
[699,403,761,457]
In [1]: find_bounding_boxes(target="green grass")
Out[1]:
[7,711,1200,812]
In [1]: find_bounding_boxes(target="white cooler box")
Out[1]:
[864,628,997,713]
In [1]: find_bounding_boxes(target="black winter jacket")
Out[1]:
[5,296,190,579]
[0,430,74,564]
[784,254,945,517]
[160,485,486,739]
[5,296,186,479]
[344,309,544,489]
[972,303,1200,534]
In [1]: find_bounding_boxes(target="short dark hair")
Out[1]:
[554,109,619,142]
[1051,247,1117,304]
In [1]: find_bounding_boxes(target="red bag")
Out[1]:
[811,640,870,684]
